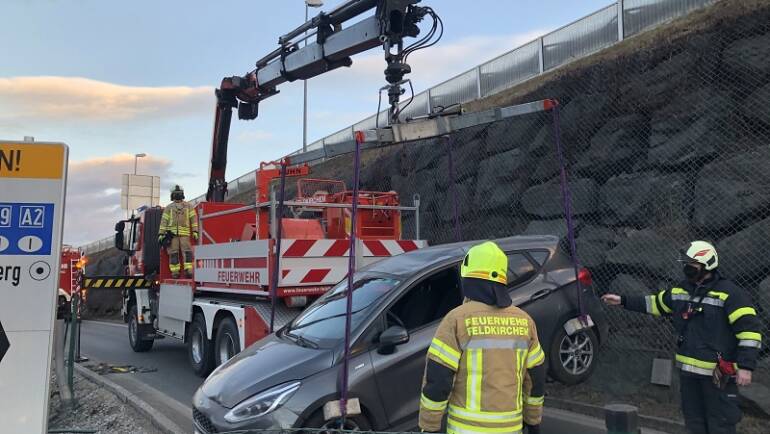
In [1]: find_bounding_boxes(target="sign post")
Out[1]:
[0,140,68,434]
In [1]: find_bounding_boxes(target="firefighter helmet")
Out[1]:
[682,240,718,271]
[461,241,508,285]
[170,185,185,201]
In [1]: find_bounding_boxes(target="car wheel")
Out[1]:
[214,316,241,367]
[303,408,371,432]
[128,304,153,352]
[189,312,215,377]
[548,326,598,385]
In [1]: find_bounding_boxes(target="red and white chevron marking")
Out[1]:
[281,239,423,258]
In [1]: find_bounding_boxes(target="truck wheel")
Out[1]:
[214,317,241,367]
[548,326,598,385]
[189,313,214,377]
[128,305,154,352]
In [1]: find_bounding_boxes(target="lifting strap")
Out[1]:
[269,160,289,332]
[445,135,462,242]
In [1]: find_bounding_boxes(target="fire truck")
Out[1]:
[58,245,85,306]
[104,162,423,376]
[84,0,437,377]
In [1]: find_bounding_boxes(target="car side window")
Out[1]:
[507,253,538,289]
[528,250,549,267]
[387,266,463,331]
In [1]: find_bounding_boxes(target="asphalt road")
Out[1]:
[79,320,668,434]
[79,320,202,430]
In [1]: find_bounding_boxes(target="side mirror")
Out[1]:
[114,231,125,251]
[115,221,125,232]
[377,326,409,355]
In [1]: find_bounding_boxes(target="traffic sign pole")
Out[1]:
[0,140,69,434]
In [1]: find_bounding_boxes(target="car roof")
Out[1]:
[363,235,560,277]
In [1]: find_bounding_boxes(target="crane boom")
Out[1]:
[206,0,439,202]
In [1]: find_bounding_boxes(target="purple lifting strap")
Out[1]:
[269,160,288,333]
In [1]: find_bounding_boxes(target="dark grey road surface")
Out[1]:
[80,321,668,434]
[79,320,201,431]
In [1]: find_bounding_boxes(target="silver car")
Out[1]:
[193,235,608,433]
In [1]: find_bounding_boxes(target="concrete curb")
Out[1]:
[546,397,683,434]
[75,364,186,434]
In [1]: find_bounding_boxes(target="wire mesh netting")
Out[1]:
[283,2,770,429]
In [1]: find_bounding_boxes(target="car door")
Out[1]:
[368,265,463,430]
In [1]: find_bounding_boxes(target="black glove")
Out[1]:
[525,424,540,434]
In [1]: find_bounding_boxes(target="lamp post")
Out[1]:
[303,0,323,153]
[134,153,146,175]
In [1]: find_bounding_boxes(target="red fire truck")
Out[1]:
[96,161,422,376]
[59,245,85,304]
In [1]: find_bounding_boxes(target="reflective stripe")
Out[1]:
[421,394,448,412]
[448,418,522,434]
[671,287,687,295]
[736,331,762,341]
[675,354,716,376]
[657,290,672,313]
[739,340,762,348]
[728,307,757,324]
[448,405,522,423]
[525,396,544,406]
[708,291,730,301]
[464,270,507,285]
[645,295,660,316]
[671,294,725,307]
[516,348,526,409]
[464,339,529,351]
[526,344,545,369]
[429,339,461,370]
[466,349,483,411]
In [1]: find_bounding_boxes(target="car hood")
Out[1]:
[199,333,334,409]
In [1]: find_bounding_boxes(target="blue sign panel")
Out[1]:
[0,202,55,255]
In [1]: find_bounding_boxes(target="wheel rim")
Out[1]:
[559,331,594,376]
[320,418,362,432]
[129,315,138,346]
[218,333,236,365]
[191,328,204,365]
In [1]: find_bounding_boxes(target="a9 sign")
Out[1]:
[0,205,11,227]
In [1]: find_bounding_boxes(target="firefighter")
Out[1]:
[602,241,762,434]
[419,241,545,434]
[158,185,198,278]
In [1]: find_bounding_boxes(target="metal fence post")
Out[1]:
[618,0,625,41]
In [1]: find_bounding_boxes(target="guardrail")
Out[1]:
[81,0,715,253]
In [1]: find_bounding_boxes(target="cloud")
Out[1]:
[0,76,212,122]
[237,129,274,142]
[63,153,173,245]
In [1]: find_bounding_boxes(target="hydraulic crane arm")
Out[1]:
[207,0,441,202]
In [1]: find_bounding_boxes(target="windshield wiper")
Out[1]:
[284,330,319,349]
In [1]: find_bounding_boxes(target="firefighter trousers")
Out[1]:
[680,373,741,434]
[168,236,193,275]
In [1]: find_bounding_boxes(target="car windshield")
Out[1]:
[283,274,400,348]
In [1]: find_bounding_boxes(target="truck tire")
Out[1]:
[548,326,598,385]
[128,305,154,352]
[214,317,241,367]
[189,312,215,377]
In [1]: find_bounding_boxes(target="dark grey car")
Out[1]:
[193,235,609,434]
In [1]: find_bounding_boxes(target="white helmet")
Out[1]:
[683,240,718,270]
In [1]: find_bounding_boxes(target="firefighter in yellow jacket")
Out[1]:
[419,241,546,434]
[158,185,198,278]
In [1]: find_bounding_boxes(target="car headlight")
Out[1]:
[224,381,301,424]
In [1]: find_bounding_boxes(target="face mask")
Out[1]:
[683,264,703,282]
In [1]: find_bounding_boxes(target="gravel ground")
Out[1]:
[48,370,159,434]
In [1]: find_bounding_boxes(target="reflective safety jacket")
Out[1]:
[419,301,546,434]
[159,201,198,237]
[624,272,762,375]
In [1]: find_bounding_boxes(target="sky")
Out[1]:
[0,0,611,245]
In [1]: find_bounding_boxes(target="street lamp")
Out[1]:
[134,153,146,175]
[303,0,323,153]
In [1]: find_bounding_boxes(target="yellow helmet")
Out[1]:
[461,241,508,285]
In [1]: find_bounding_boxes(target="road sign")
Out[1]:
[0,141,68,434]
